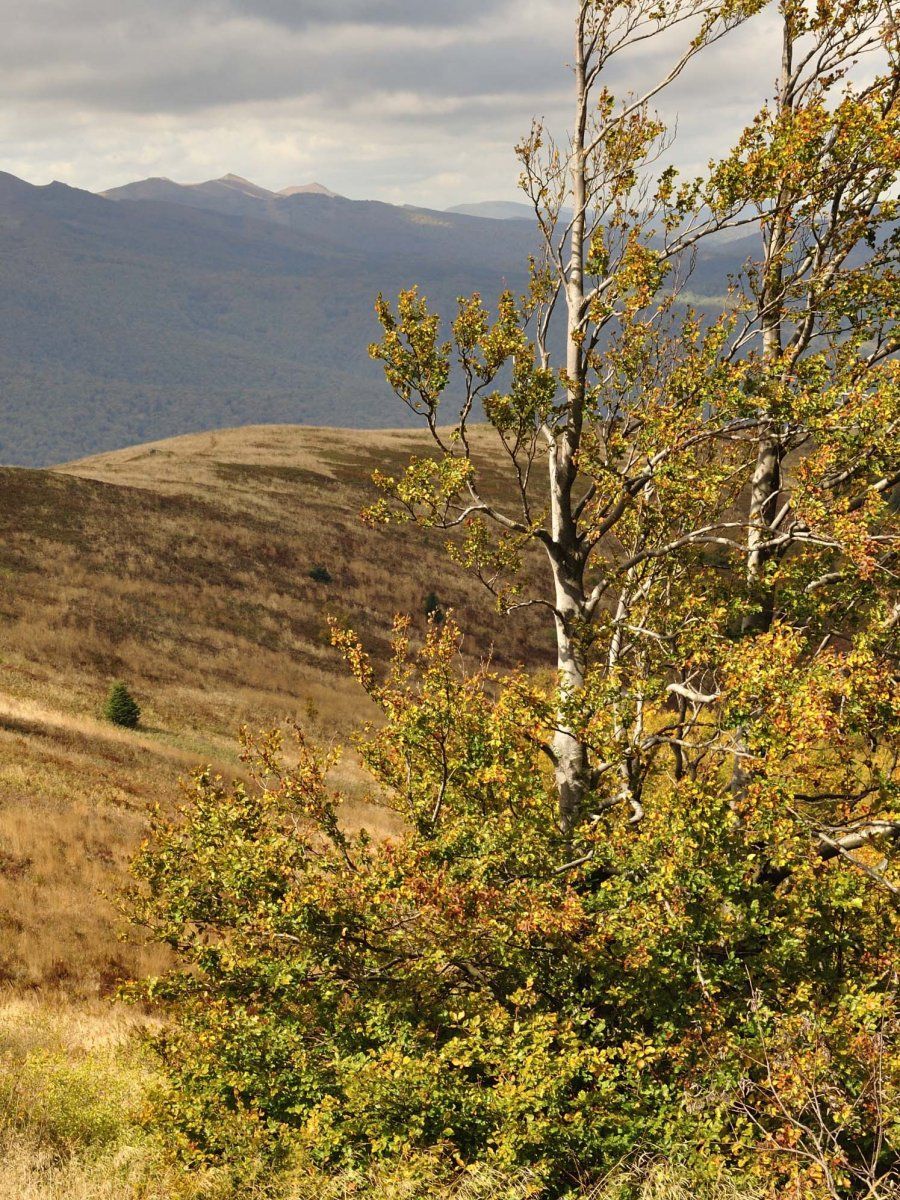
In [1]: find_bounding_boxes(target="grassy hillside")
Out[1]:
[0,424,548,993]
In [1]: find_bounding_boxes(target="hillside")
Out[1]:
[0,171,536,466]
[0,424,548,993]
[0,169,761,469]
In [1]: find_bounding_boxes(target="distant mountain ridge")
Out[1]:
[0,170,540,466]
[278,182,340,198]
[101,172,344,219]
[446,200,536,221]
[0,168,758,467]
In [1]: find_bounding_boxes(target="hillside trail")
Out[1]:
[0,689,397,835]
[0,691,239,778]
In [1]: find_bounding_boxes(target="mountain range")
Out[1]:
[102,173,344,217]
[0,170,755,466]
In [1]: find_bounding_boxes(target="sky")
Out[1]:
[0,0,785,208]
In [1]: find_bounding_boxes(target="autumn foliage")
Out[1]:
[127,0,899,1195]
[127,609,897,1196]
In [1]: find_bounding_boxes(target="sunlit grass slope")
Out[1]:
[0,424,548,992]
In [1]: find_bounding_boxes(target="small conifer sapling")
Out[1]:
[104,681,141,729]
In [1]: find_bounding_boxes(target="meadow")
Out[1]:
[0,424,546,994]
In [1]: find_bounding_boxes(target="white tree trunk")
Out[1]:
[549,6,591,832]
[550,561,589,832]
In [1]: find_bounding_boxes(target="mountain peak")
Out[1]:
[279,182,341,199]
[208,174,275,199]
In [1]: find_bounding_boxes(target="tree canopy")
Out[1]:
[128,3,899,1196]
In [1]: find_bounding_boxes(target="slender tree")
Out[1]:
[368,0,899,864]
[736,0,900,634]
[128,7,900,1185]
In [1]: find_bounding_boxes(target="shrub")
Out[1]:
[423,591,444,624]
[0,999,153,1172]
[103,682,141,729]
[126,619,899,1196]
[309,565,332,584]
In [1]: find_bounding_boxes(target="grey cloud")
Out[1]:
[6,30,566,115]
[0,0,777,206]
[217,0,504,28]
[1,0,569,113]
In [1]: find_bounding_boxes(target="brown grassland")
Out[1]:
[0,424,547,995]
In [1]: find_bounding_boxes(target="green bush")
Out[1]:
[126,621,899,1197]
[423,590,444,623]
[103,682,141,729]
[0,1049,135,1155]
[309,565,333,584]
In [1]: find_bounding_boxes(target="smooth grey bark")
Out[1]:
[741,14,793,639]
[548,6,592,832]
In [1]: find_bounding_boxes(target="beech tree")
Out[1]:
[368,0,900,861]
[128,619,899,1193]
[128,2,900,1193]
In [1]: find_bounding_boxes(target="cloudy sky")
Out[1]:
[0,0,783,207]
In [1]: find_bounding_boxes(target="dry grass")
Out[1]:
[0,1145,767,1200]
[285,1163,764,1200]
[0,424,547,993]
[0,994,243,1199]
[0,993,161,1199]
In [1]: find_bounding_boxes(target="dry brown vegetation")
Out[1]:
[0,424,548,994]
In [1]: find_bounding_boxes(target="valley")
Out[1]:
[0,168,758,467]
